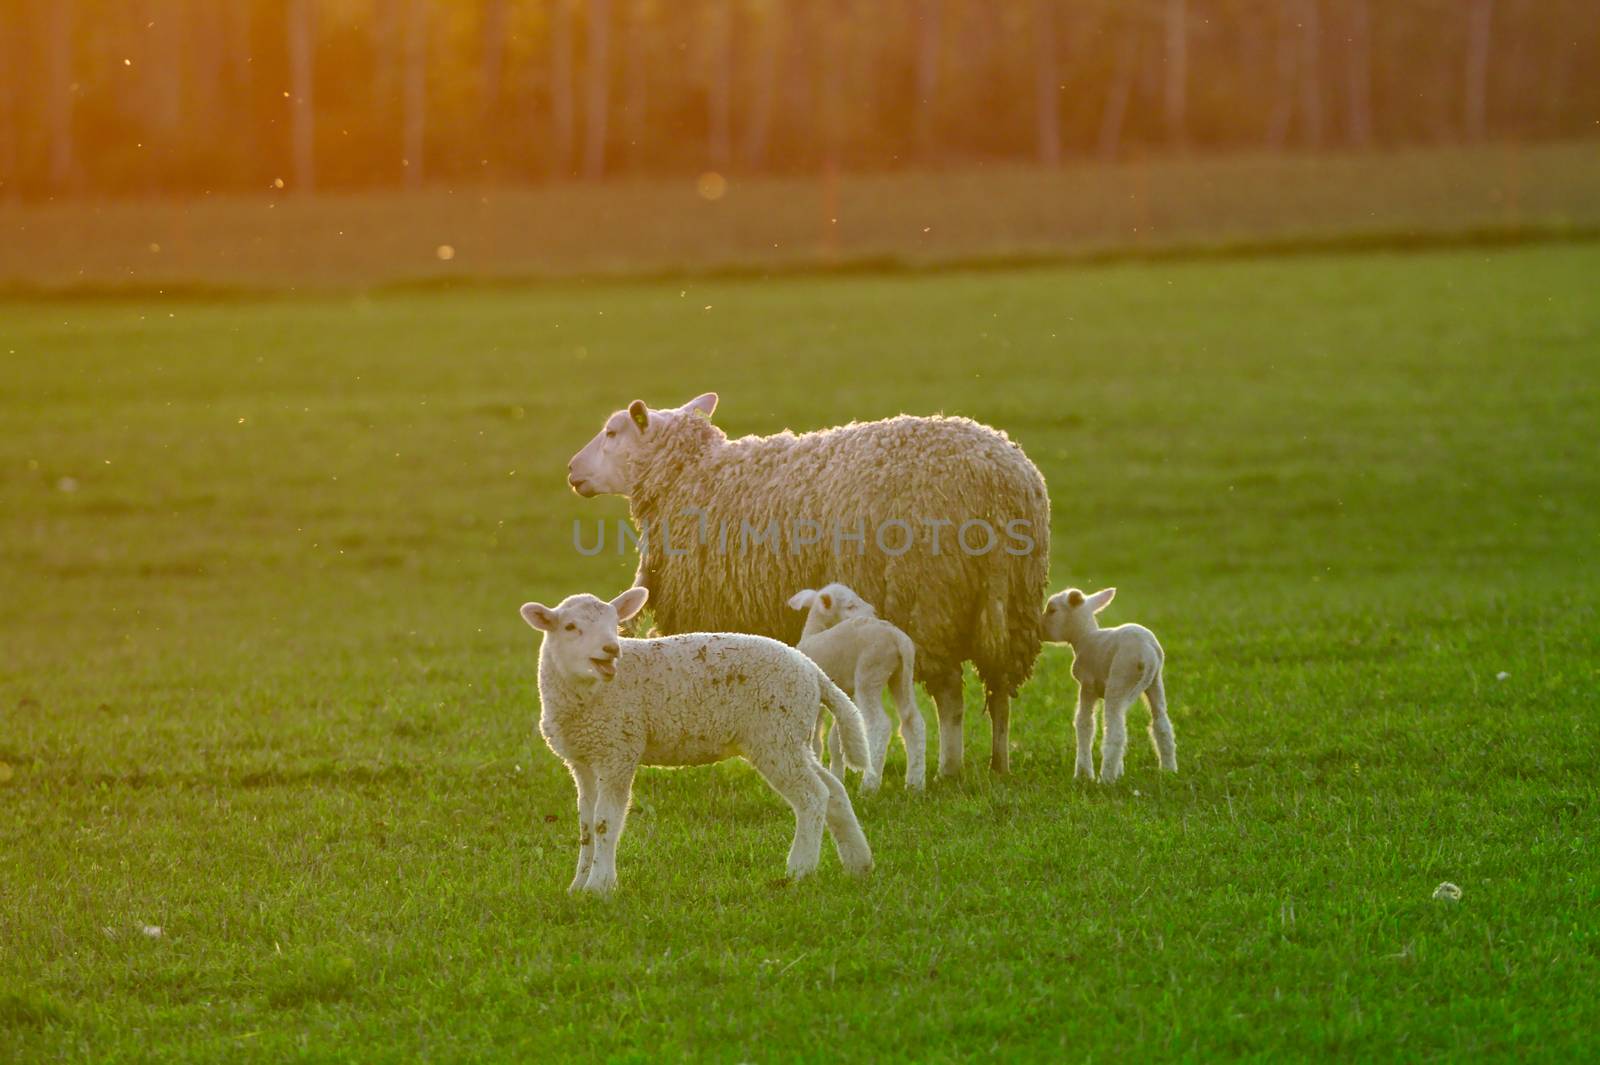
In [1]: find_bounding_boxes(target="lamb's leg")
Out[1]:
[568,762,598,893]
[985,686,1011,775]
[894,669,927,791]
[928,670,965,778]
[583,765,637,895]
[812,710,826,761]
[826,722,846,783]
[1099,688,1137,784]
[1145,672,1178,773]
[1073,687,1098,781]
[853,668,894,794]
[810,750,873,875]
[749,749,830,879]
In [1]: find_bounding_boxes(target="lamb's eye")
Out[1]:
[605,429,617,438]
[564,623,577,632]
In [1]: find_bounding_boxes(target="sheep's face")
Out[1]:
[1043,587,1115,642]
[568,393,718,497]
[787,582,877,630]
[521,587,649,683]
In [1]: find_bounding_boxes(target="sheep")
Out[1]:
[519,584,874,894]
[1042,587,1178,783]
[565,392,1050,777]
[787,583,926,793]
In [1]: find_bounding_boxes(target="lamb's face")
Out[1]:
[521,588,649,683]
[567,393,718,498]
[1043,587,1115,642]
[787,582,877,630]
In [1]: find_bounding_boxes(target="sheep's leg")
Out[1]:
[826,722,846,783]
[985,687,1011,775]
[894,672,927,791]
[853,669,894,794]
[810,750,873,876]
[1099,689,1137,784]
[1073,687,1098,781]
[749,749,830,879]
[928,671,965,778]
[568,762,598,893]
[1145,672,1178,773]
[583,765,637,895]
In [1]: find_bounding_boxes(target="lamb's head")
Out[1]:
[1043,587,1115,644]
[520,587,649,683]
[786,582,877,631]
[567,392,719,497]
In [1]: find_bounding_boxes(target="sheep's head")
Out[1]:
[521,587,649,683]
[1043,587,1115,643]
[786,582,877,631]
[567,392,718,497]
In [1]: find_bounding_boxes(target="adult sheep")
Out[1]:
[565,393,1050,776]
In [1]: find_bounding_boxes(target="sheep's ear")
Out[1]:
[682,392,718,419]
[1065,589,1085,608]
[1086,588,1116,614]
[611,586,649,621]
[628,400,649,432]
[818,592,834,611]
[786,590,817,611]
[521,603,559,631]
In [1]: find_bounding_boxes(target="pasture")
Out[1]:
[3,241,1599,1060]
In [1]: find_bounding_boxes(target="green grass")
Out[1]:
[3,141,1599,292]
[3,242,1599,1061]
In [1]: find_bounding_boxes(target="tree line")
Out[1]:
[2,0,1596,198]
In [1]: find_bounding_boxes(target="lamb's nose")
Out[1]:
[601,642,619,657]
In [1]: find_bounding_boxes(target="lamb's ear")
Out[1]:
[818,592,833,611]
[628,400,649,432]
[682,392,718,419]
[786,590,817,611]
[611,586,649,621]
[520,603,559,631]
[1086,588,1116,614]
[1065,589,1085,608]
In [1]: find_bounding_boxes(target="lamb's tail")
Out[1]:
[817,670,870,771]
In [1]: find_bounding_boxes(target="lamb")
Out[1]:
[787,583,926,793]
[519,584,874,894]
[565,392,1050,777]
[1042,587,1178,783]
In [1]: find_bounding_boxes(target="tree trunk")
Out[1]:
[1033,0,1059,166]
[550,0,575,176]
[403,0,428,187]
[706,0,733,169]
[1464,0,1495,141]
[742,0,782,169]
[1098,27,1137,161]
[1298,0,1322,148]
[44,0,76,190]
[287,0,316,192]
[583,0,611,178]
[1344,0,1373,147]
[1164,0,1187,147]
[481,0,509,122]
[624,0,649,170]
[913,0,941,161]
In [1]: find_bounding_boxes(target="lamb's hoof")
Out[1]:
[787,863,818,882]
[844,858,874,878]
[1074,765,1096,782]
[581,874,617,896]
[860,778,882,796]
[1099,768,1123,785]
[905,777,926,793]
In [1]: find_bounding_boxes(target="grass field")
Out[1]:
[4,141,1599,292]
[3,241,1599,1061]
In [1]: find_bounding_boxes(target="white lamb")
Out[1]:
[787,583,926,793]
[1042,587,1178,783]
[520,585,874,894]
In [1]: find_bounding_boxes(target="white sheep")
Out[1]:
[520,585,874,894]
[1042,587,1178,783]
[566,392,1050,778]
[787,583,926,793]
